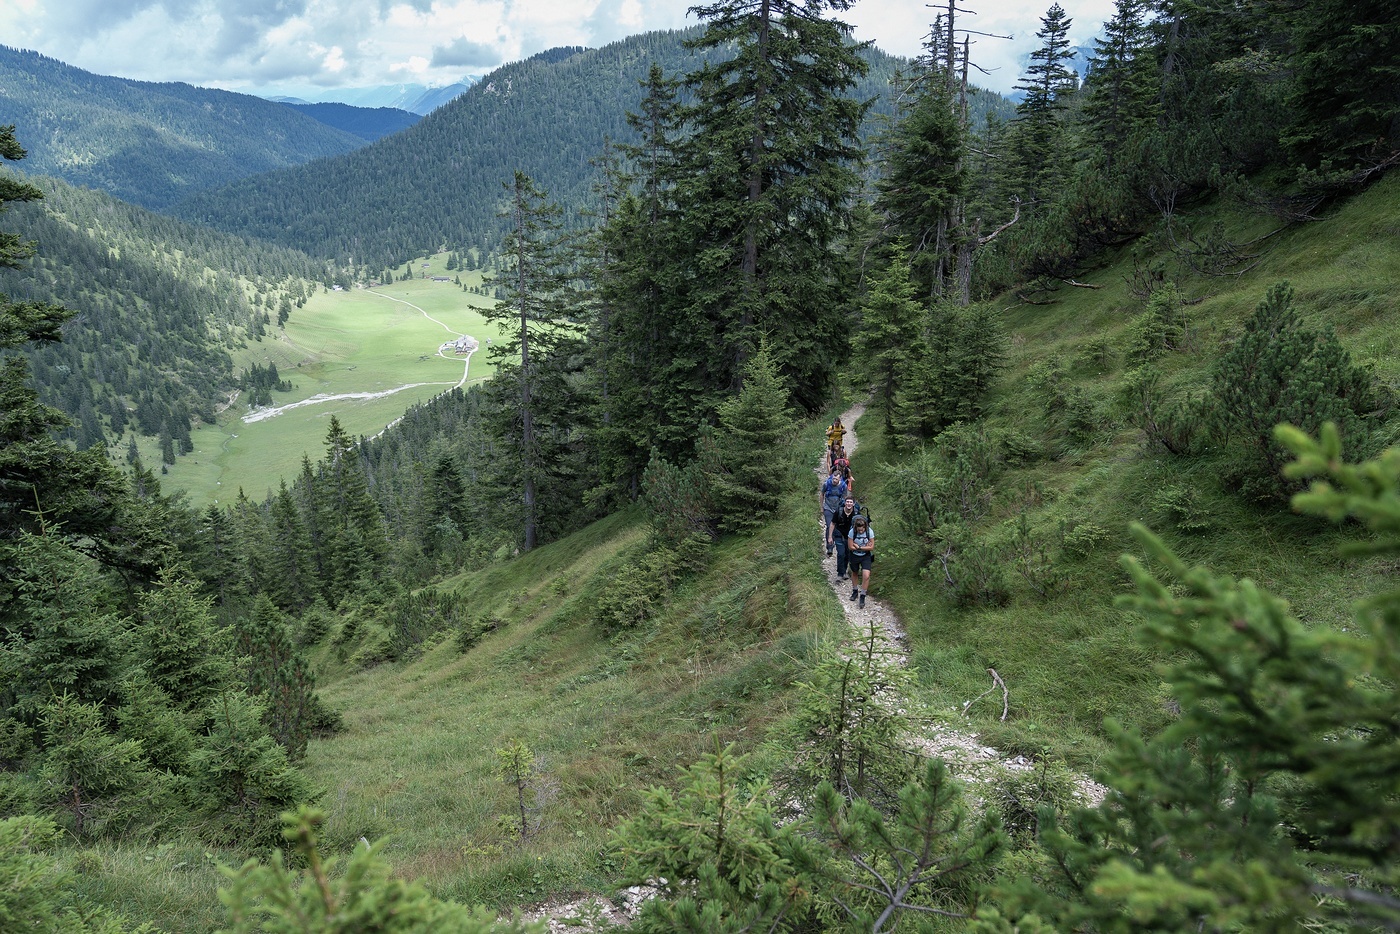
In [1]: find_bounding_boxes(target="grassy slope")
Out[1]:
[861,173,1400,769]
[78,176,1400,929]
[77,443,845,928]
[155,254,500,504]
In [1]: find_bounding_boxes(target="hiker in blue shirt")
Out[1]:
[820,467,848,556]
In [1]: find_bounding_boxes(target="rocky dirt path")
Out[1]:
[820,403,1104,803]
[518,404,1105,931]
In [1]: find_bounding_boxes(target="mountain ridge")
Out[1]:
[0,45,370,211]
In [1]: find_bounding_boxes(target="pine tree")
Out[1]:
[1009,4,1079,209]
[481,172,583,552]
[1282,0,1400,169]
[615,743,814,932]
[875,62,969,299]
[1083,0,1158,171]
[232,595,318,761]
[677,0,869,410]
[267,481,316,611]
[188,691,313,848]
[854,245,923,432]
[592,66,722,470]
[35,692,147,838]
[316,416,388,596]
[995,425,1400,930]
[1208,281,1373,497]
[219,808,530,933]
[707,342,795,533]
[132,568,231,712]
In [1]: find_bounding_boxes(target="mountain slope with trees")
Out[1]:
[171,30,1012,270]
[279,102,421,142]
[0,45,369,211]
[0,170,323,458]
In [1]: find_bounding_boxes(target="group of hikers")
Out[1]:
[821,417,873,609]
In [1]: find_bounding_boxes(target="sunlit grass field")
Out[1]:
[156,254,501,504]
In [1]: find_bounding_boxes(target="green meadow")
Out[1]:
[158,256,501,504]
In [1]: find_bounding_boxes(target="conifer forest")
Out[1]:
[2,1,1400,930]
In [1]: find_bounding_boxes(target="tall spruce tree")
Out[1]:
[678,0,870,411]
[1083,0,1158,171]
[591,65,718,475]
[1010,4,1079,209]
[854,244,923,431]
[875,66,969,300]
[482,172,584,552]
[315,416,388,596]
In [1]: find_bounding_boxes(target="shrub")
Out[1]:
[1209,281,1373,499]
[455,613,505,652]
[1124,285,1187,365]
[1150,484,1214,534]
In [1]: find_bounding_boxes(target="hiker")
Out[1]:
[820,467,849,556]
[847,513,874,609]
[831,444,849,475]
[826,418,845,463]
[829,496,859,585]
[839,463,854,498]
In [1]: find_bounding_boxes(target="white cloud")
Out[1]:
[3,0,1122,95]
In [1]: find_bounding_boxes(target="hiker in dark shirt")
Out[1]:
[829,497,859,585]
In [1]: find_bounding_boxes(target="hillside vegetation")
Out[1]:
[3,0,1400,931]
[0,46,368,210]
[0,173,323,457]
[280,102,421,142]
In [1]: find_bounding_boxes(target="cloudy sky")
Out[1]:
[0,0,1118,98]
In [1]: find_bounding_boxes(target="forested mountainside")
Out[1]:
[172,30,1013,268]
[3,0,1400,931]
[0,46,367,210]
[279,102,421,142]
[0,173,323,453]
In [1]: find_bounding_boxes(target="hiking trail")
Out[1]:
[819,403,1105,803]
[519,404,1106,932]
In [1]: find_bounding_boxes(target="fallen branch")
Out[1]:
[1062,278,1102,290]
[962,668,1010,721]
[989,668,1009,721]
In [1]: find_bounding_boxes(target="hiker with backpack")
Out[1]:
[829,496,860,585]
[826,418,846,464]
[847,513,874,609]
[820,467,849,556]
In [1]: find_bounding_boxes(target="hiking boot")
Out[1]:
[858,592,866,609]
[850,588,859,601]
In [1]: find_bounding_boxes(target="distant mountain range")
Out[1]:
[173,32,1015,269]
[263,79,478,115]
[278,102,421,142]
